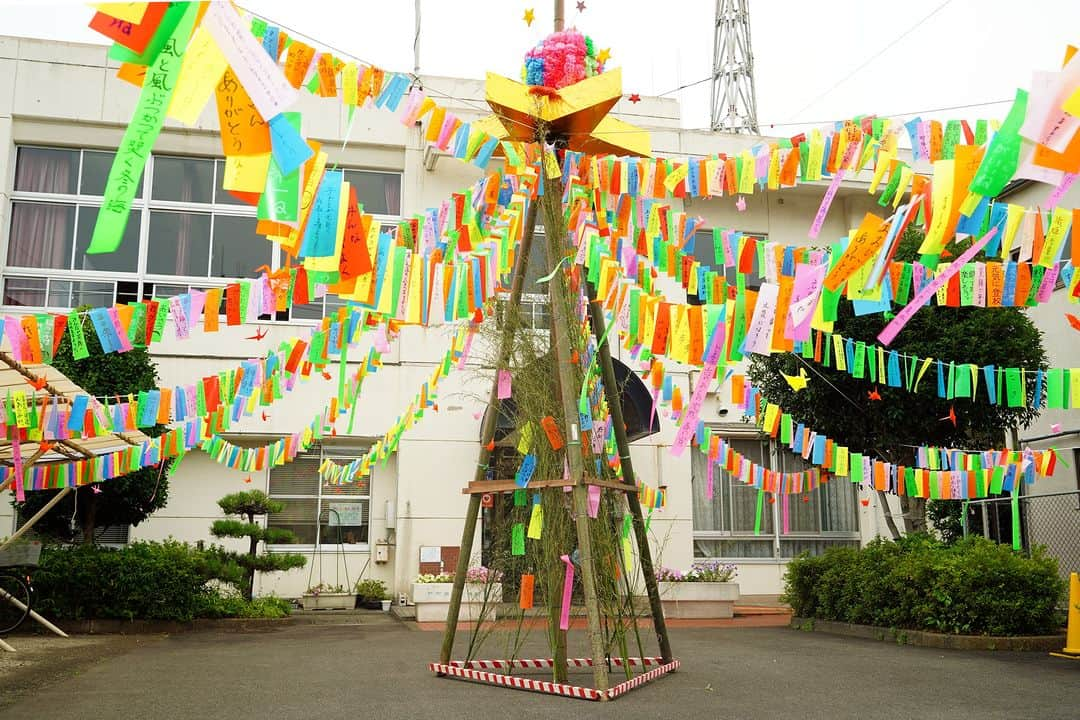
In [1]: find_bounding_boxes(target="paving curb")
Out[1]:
[54,617,301,635]
[790,617,1066,651]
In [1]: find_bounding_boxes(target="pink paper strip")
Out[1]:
[168,297,190,340]
[671,318,727,456]
[559,554,574,631]
[12,434,24,502]
[785,263,826,342]
[587,485,601,518]
[188,289,207,327]
[108,307,133,352]
[497,369,512,399]
[782,493,790,534]
[721,230,735,267]
[456,328,475,370]
[1046,172,1078,209]
[4,316,27,361]
[808,140,860,239]
[878,227,998,346]
[1036,263,1060,303]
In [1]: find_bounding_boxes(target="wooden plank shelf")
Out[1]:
[462,477,637,495]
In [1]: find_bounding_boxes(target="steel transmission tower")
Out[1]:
[711,0,759,133]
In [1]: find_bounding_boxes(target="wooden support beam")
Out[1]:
[461,477,638,495]
[0,487,71,554]
[440,198,541,667]
[584,280,674,664]
[537,159,608,695]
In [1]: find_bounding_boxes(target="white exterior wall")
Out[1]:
[0,36,940,599]
[996,180,1080,497]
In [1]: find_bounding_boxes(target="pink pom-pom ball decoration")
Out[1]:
[523,28,604,90]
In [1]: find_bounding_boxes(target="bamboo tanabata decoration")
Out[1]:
[436,10,673,699]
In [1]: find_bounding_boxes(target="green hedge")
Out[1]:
[32,540,292,622]
[782,535,1065,636]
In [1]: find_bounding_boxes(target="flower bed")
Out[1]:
[654,562,740,619]
[302,583,353,610]
[412,567,502,622]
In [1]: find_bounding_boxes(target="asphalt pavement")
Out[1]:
[1,620,1077,720]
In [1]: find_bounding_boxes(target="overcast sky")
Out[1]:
[1,0,1079,135]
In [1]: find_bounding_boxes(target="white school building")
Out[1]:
[0,36,1075,601]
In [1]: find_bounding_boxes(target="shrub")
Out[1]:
[32,541,294,622]
[33,540,215,622]
[782,535,1066,636]
[355,579,389,601]
[195,592,292,619]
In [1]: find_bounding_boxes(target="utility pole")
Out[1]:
[710,0,759,133]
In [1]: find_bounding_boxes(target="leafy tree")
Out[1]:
[15,313,171,543]
[210,490,306,600]
[747,229,1047,538]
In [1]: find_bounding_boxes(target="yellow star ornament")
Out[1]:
[523,8,535,26]
[596,48,611,64]
[476,67,651,157]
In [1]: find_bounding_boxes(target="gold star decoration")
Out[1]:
[596,48,611,64]
[475,66,651,157]
[523,8,535,26]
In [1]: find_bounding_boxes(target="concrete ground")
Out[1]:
[1,620,1077,720]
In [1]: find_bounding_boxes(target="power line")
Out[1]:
[235,2,1006,145]
[784,0,956,121]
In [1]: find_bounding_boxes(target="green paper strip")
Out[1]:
[754,488,764,535]
[1011,487,1021,551]
[129,302,147,348]
[511,523,525,556]
[89,3,197,254]
[68,312,89,360]
[152,299,168,341]
[536,256,568,284]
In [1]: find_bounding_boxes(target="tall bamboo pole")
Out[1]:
[584,281,674,663]
[537,153,609,695]
[439,200,540,666]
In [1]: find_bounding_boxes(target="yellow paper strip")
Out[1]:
[91,2,147,23]
[222,153,272,193]
[167,26,228,125]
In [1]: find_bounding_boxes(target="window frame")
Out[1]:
[266,441,373,553]
[4,146,403,322]
[690,426,860,562]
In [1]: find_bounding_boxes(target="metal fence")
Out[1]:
[963,491,1080,582]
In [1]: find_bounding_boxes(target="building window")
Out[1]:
[266,443,370,548]
[5,146,402,320]
[691,433,859,561]
[496,225,552,330]
[691,228,766,292]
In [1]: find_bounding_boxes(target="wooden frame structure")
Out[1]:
[0,352,151,651]
[434,169,675,699]
[434,6,673,694]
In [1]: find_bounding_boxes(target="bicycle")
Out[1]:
[0,540,41,636]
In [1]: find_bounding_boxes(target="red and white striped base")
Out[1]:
[429,656,679,701]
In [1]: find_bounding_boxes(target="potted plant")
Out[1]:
[411,567,503,622]
[301,583,353,610]
[654,561,739,619]
[355,578,390,611]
